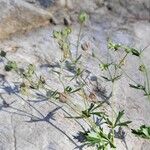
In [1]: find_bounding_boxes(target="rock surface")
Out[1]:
[0,0,150,150]
[0,0,52,40]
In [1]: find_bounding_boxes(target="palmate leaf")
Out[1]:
[87,103,106,116]
[114,110,131,127]
[114,110,125,126]
[99,63,112,71]
[101,74,122,82]
[92,101,105,111]
[82,110,91,118]
[106,118,113,127]
[67,103,106,119]
[132,125,150,139]
[85,127,116,149]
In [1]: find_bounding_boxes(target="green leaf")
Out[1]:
[114,110,131,127]
[132,125,150,139]
[25,64,35,78]
[88,103,95,112]
[53,31,61,39]
[66,116,84,119]
[99,63,110,71]
[65,86,72,93]
[91,112,106,118]
[130,48,140,57]
[106,118,113,127]
[61,27,72,37]
[117,121,132,127]
[70,87,81,93]
[108,41,121,51]
[92,101,105,111]
[74,54,82,64]
[78,11,88,24]
[129,84,145,90]
[92,52,96,57]
[0,50,6,57]
[82,110,91,118]
[65,86,81,94]
[46,90,59,99]
[31,76,45,89]
[114,110,125,126]
[124,47,131,53]
[101,76,111,81]
[139,64,146,72]
[75,103,94,118]
[20,83,28,95]
[5,61,17,71]
[76,68,84,76]
[112,74,122,82]
[85,128,116,149]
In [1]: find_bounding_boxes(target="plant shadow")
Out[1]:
[0,81,85,150]
[37,0,54,8]
[90,75,112,104]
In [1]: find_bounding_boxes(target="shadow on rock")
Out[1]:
[37,0,54,8]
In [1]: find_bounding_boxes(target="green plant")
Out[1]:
[105,41,150,100]
[70,104,131,149]
[0,11,149,150]
[53,27,72,60]
[0,50,6,57]
[132,125,150,139]
[85,127,116,150]
[76,11,88,58]
[5,61,17,71]
[129,62,150,98]
[99,41,141,83]
[0,20,131,150]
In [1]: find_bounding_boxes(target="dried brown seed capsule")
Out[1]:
[89,92,97,102]
[81,42,90,51]
[59,92,68,103]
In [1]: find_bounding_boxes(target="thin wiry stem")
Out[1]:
[76,24,83,59]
